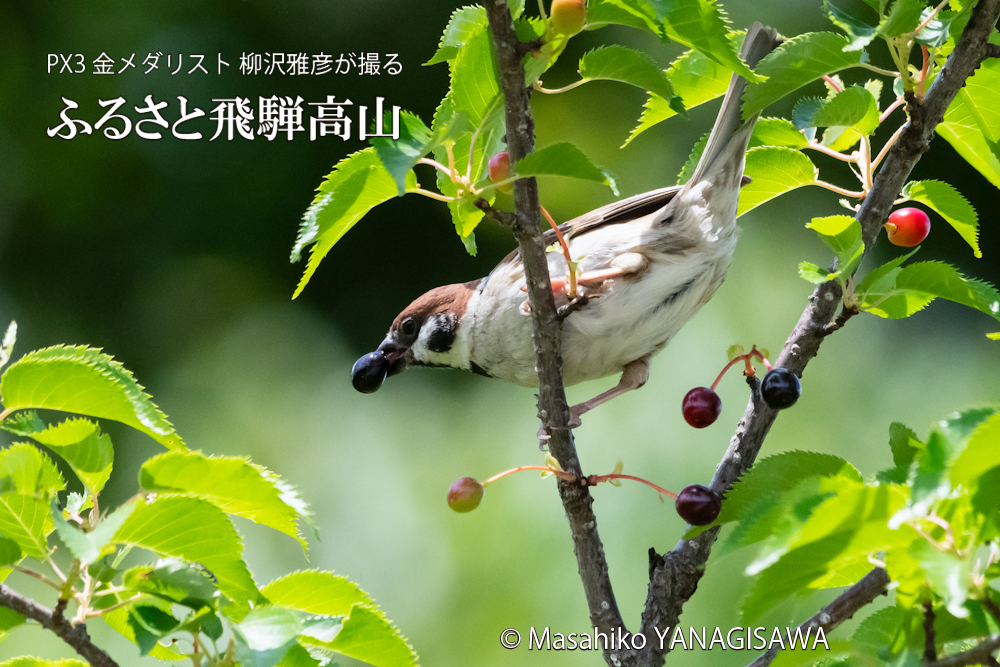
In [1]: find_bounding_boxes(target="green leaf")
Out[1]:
[943,406,995,444]
[677,131,710,184]
[876,421,921,484]
[912,430,952,504]
[234,606,302,667]
[862,261,1000,337]
[912,539,971,618]
[794,86,879,136]
[424,6,487,66]
[124,558,220,608]
[851,607,905,660]
[951,413,1000,492]
[659,0,764,83]
[276,644,323,667]
[114,496,258,618]
[742,481,908,621]
[103,604,186,661]
[0,537,22,567]
[0,606,25,643]
[0,411,45,437]
[798,262,836,285]
[578,45,673,101]
[750,118,809,149]
[319,605,417,667]
[938,60,1000,189]
[30,418,113,495]
[514,143,619,195]
[857,247,920,296]
[0,346,184,450]
[128,604,182,656]
[53,499,136,564]
[0,494,53,559]
[292,149,416,298]
[878,0,925,38]
[452,25,500,129]
[824,0,879,50]
[742,33,870,121]
[626,33,741,145]
[900,180,981,258]
[718,451,862,526]
[725,344,745,361]
[140,451,310,552]
[737,147,817,216]
[0,321,15,372]
[586,0,661,34]
[262,570,373,616]
[371,111,433,196]
[805,215,865,281]
[0,443,65,496]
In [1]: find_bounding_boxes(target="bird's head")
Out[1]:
[352,280,480,393]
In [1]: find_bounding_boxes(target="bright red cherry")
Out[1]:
[550,0,587,36]
[885,207,930,247]
[675,484,722,526]
[682,387,721,428]
[488,151,513,194]
[447,477,484,513]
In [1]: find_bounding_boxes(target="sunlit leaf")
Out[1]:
[900,180,981,258]
[750,118,809,149]
[578,45,673,101]
[586,0,660,34]
[262,570,373,616]
[794,86,879,136]
[30,418,113,495]
[677,131,710,184]
[141,451,311,552]
[0,322,15,372]
[291,149,416,298]
[313,605,417,667]
[0,346,184,450]
[53,499,136,564]
[737,147,817,216]
[742,33,869,120]
[824,0,878,50]
[233,606,302,667]
[659,0,764,83]
[114,496,258,619]
[514,143,619,195]
[805,214,865,280]
[938,60,1000,189]
[425,6,487,66]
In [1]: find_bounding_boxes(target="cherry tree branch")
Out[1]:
[0,583,120,667]
[632,2,1000,665]
[746,568,890,667]
[927,635,1000,667]
[483,1,628,662]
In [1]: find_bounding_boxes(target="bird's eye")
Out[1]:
[401,318,417,337]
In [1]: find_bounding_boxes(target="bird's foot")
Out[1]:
[536,411,583,447]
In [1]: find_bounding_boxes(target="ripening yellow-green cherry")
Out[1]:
[550,0,586,36]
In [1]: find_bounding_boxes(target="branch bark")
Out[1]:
[0,583,120,667]
[927,635,1000,667]
[746,568,890,667]
[483,2,627,662]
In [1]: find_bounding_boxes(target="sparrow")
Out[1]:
[352,22,780,431]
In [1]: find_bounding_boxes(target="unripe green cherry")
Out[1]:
[550,0,586,36]
[447,477,484,513]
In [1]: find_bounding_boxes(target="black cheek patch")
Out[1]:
[426,315,458,353]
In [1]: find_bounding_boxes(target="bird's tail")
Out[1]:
[688,22,780,185]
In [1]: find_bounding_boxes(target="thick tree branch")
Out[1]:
[633,1,1000,665]
[483,1,627,660]
[927,635,1000,667]
[746,568,890,667]
[0,583,120,667]
[924,600,938,662]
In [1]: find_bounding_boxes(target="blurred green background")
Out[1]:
[0,0,998,664]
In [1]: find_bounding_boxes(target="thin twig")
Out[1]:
[927,635,1000,667]
[0,584,120,667]
[924,600,938,662]
[746,568,890,667]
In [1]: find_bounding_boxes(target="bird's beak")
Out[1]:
[376,337,411,377]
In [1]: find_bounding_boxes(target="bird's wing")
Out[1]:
[495,185,683,267]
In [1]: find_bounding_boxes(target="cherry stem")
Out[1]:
[916,45,931,98]
[540,205,578,299]
[587,474,677,500]
[879,97,906,124]
[822,74,844,93]
[482,465,575,486]
[709,345,771,391]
